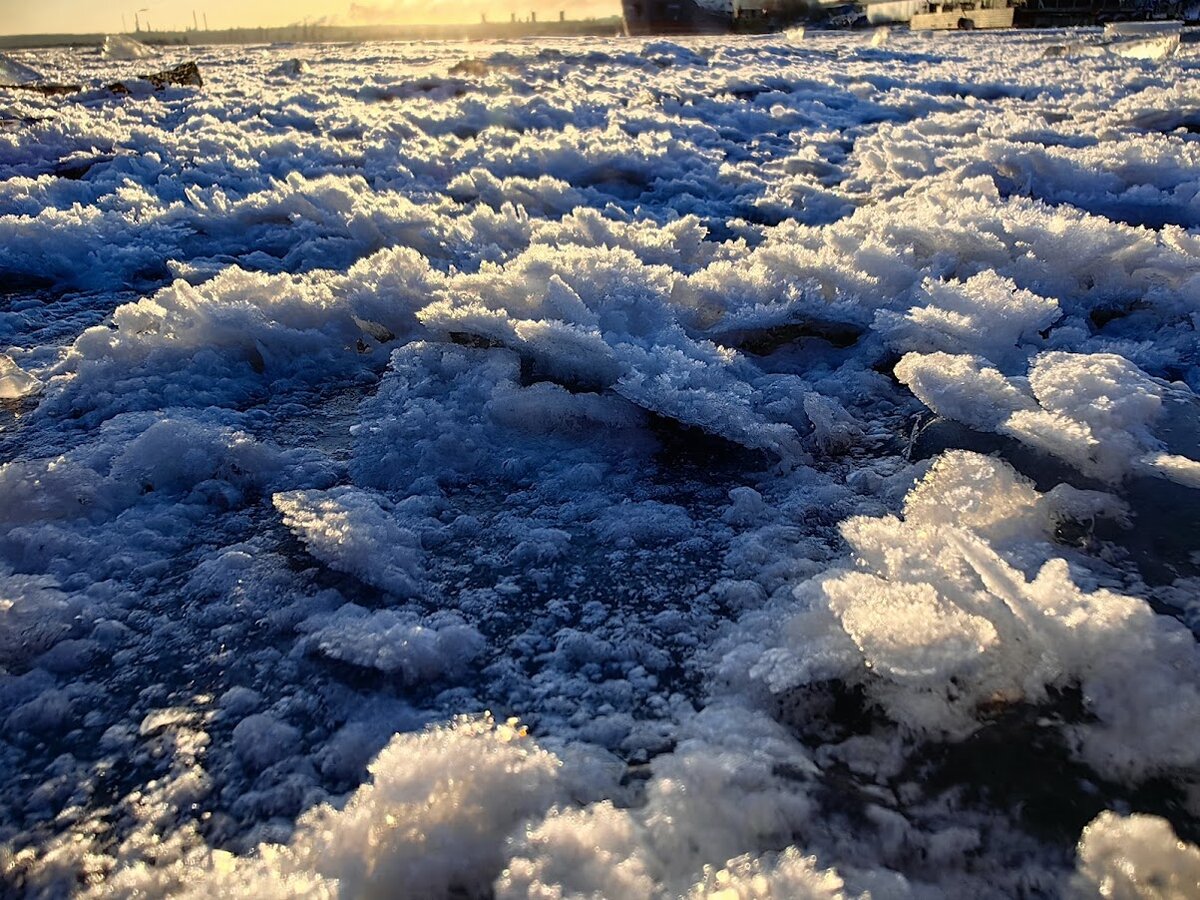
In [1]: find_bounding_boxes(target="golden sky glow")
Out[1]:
[0,0,622,35]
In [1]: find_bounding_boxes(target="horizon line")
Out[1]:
[0,17,628,42]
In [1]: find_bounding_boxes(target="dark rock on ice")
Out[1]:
[109,61,203,94]
[0,82,82,96]
[144,60,204,89]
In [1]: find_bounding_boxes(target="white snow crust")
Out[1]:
[2,28,1200,900]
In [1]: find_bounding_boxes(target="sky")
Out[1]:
[0,0,621,35]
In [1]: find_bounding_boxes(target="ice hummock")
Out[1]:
[101,35,157,60]
[0,53,44,86]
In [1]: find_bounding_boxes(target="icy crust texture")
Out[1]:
[723,452,1200,779]
[897,351,1200,485]
[3,29,1200,899]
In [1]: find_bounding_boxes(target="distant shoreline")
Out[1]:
[0,19,628,51]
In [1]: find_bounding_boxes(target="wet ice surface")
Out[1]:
[2,27,1200,898]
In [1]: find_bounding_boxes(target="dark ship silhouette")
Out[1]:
[620,0,1196,33]
[621,0,827,33]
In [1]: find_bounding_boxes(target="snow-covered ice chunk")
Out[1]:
[802,392,862,453]
[274,487,425,596]
[728,451,1200,780]
[1104,21,1182,38]
[897,351,1039,432]
[416,244,805,457]
[612,341,804,458]
[349,339,656,496]
[231,713,300,772]
[0,414,290,538]
[1074,812,1200,899]
[898,351,1200,484]
[298,605,485,683]
[874,271,1060,363]
[498,705,824,898]
[107,716,572,898]
[687,848,850,899]
[496,801,659,899]
[270,58,309,78]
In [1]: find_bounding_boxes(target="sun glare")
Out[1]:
[0,0,623,35]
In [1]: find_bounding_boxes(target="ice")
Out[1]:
[0,353,41,399]
[1074,812,1200,899]
[231,713,301,772]
[0,54,43,86]
[725,451,1200,779]
[297,605,485,683]
[686,850,850,899]
[275,488,426,596]
[898,351,1200,484]
[873,271,1060,364]
[101,35,157,61]
[0,569,72,668]
[4,29,1200,899]
[1108,34,1181,61]
[94,716,573,898]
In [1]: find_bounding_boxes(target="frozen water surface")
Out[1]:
[2,27,1200,898]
